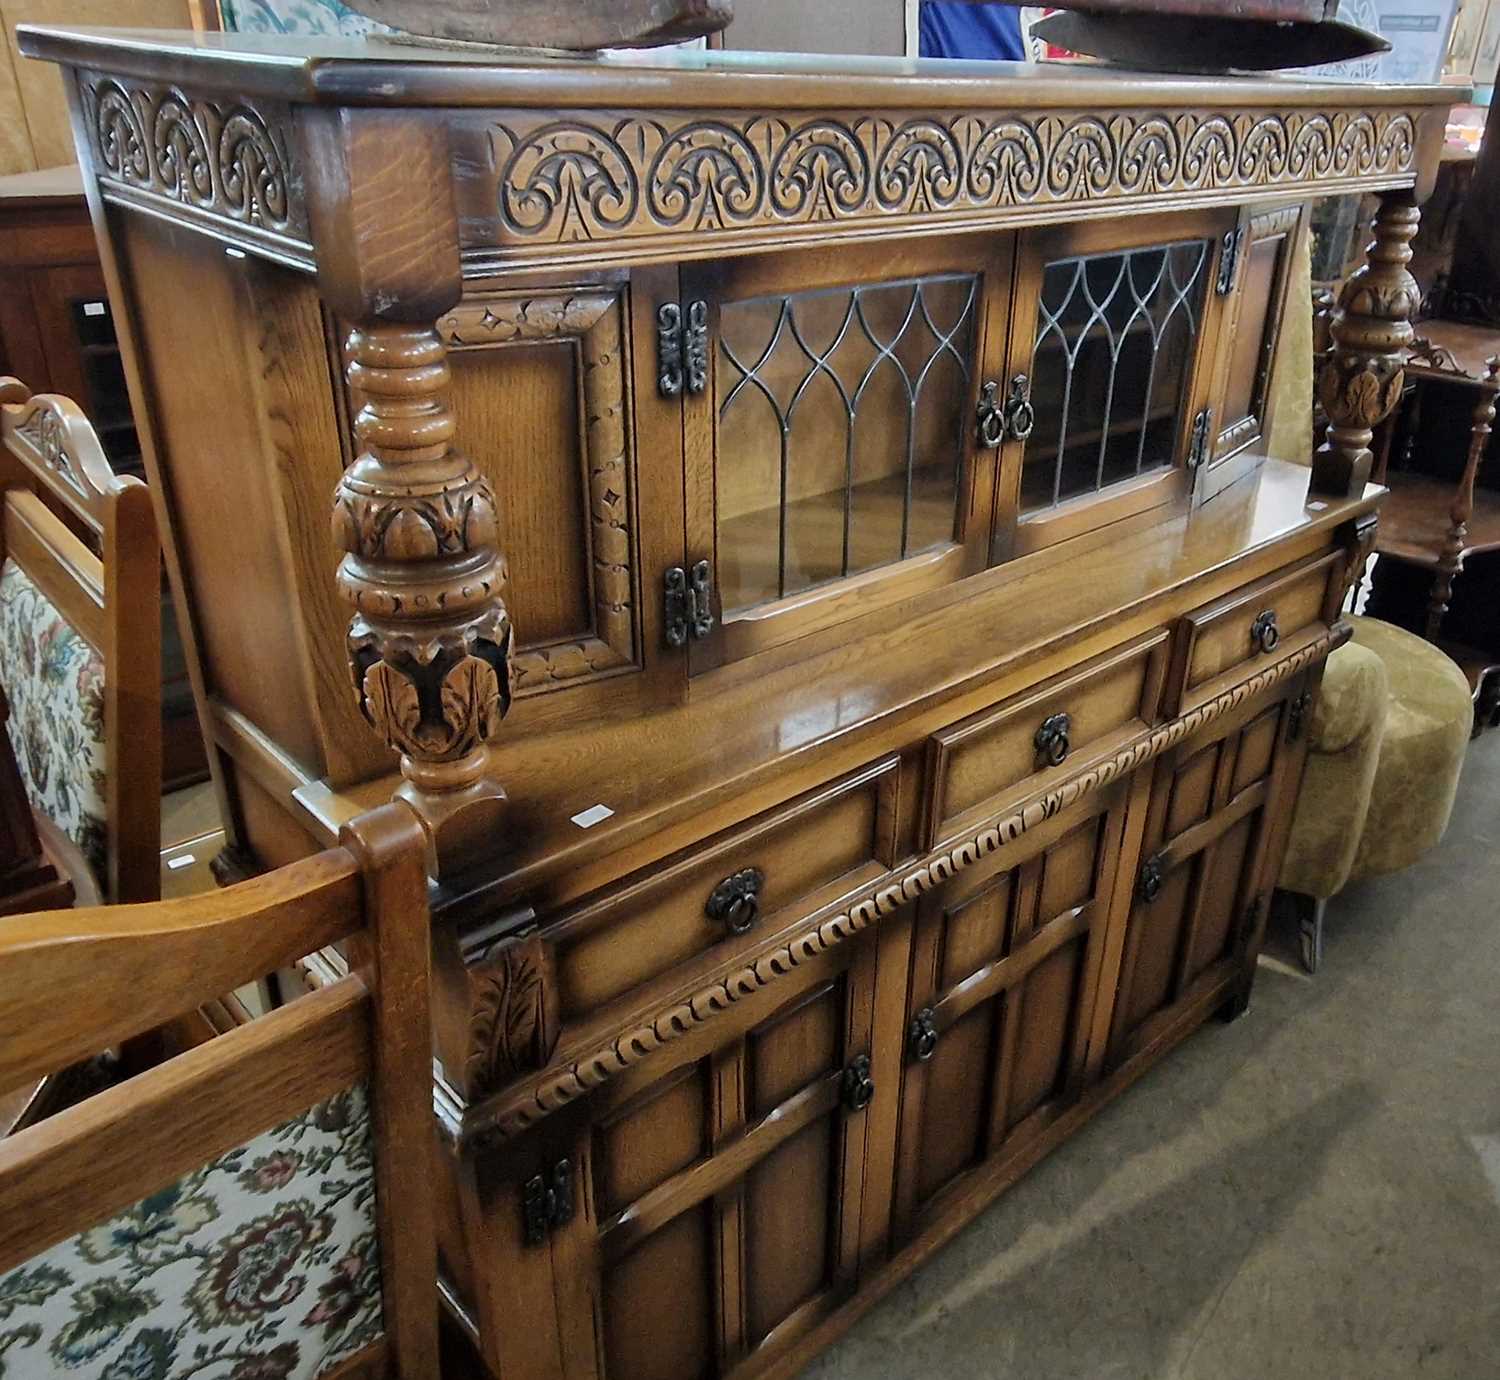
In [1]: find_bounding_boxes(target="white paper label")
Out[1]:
[570,803,614,829]
[83,301,106,317]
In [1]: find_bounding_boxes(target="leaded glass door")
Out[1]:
[683,235,1015,673]
[994,210,1237,562]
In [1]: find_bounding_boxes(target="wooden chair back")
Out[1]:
[0,376,160,902]
[0,802,437,1380]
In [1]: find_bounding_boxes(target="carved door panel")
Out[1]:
[1204,203,1308,502]
[1105,673,1312,1070]
[890,783,1131,1246]
[545,924,891,1380]
[340,266,689,728]
[679,233,1016,674]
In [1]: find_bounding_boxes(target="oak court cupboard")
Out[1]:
[17,27,1458,1380]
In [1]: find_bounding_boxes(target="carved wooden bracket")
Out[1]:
[1336,511,1379,612]
[459,927,560,1100]
[331,322,513,844]
[1310,192,1421,498]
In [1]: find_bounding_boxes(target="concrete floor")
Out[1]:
[808,734,1500,1380]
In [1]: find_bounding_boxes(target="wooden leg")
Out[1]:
[1427,365,1500,644]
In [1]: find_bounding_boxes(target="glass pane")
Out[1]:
[1020,238,1209,516]
[716,273,977,616]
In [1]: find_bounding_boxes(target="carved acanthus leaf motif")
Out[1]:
[465,930,559,1097]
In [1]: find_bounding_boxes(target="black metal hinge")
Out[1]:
[1217,226,1245,295]
[841,1055,875,1112]
[1139,854,1166,904]
[664,560,715,647]
[657,300,708,397]
[1287,690,1314,743]
[522,1158,574,1247]
[1189,406,1214,471]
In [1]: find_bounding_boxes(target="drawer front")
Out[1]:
[1168,551,1341,713]
[923,631,1168,847]
[548,757,899,1023]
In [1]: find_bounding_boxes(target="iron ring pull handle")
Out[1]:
[1140,855,1165,904]
[977,381,1006,449]
[841,1055,876,1112]
[1004,373,1036,442]
[1251,609,1281,655]
[1034,711,1072,769]
[908,1008,940,1063]
[706,867,763,935]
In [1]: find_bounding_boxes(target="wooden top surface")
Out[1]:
[1409,318,1500,383]
[297,458,1380,912]
[16,27,1463,110]
[1375,472,1500,567]
[0,164,83,205]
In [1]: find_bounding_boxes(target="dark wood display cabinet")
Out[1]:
[21,27,1456,1380]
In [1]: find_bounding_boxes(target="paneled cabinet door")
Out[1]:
[546,923,893,1380]
[1204,203,1307,501]
[891,783,1132,1245]
[1106,673,1313,1071]
[677,234,1015,674]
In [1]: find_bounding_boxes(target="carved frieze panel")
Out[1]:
[453,105,1423,268]
[78,70,311,261]
[435,289,640,694]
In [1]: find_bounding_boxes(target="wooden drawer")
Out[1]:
[1167,551,1341,714]
[546,757,899,1024]
[922,631,1168,848]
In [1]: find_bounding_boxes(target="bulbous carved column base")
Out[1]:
[332,319,515,874]
[1309,192,1420,500]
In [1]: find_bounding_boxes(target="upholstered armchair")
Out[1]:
[1278,616,1472,970]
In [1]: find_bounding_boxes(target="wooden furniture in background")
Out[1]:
[0,801,437,1380]
[19,28,1455,1379]
[1364,319,1500,725]
[0,163,207,788]
[0,378,160,900]
[0,678,74,914]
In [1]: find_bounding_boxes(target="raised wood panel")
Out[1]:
[892,787,1128,1245]
[1107,684,1303,1069]
[115,214,329,774]
[603,1205,716,1380]
[544,924,882,1380]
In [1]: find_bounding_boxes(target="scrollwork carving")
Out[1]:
[82,72,301,239]
[648,119,764,227]
[473,104,1423,259]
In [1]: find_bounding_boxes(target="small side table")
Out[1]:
[1368,319,1500,729]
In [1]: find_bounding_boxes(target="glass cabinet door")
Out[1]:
[995,210,1236,560]
[682,235,1014,673]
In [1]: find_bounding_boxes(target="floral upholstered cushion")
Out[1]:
[0,558,107,876]
[0,1084,382,1380]
[218,0,390,35]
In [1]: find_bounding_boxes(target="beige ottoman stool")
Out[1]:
[1278,615,1472,970]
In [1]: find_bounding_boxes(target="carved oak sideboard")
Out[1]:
[20,28,1455,1380]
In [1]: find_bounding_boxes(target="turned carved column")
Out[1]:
[301,108,510,869]
[1427,359,1500,641]
[1311,191,1422,499]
